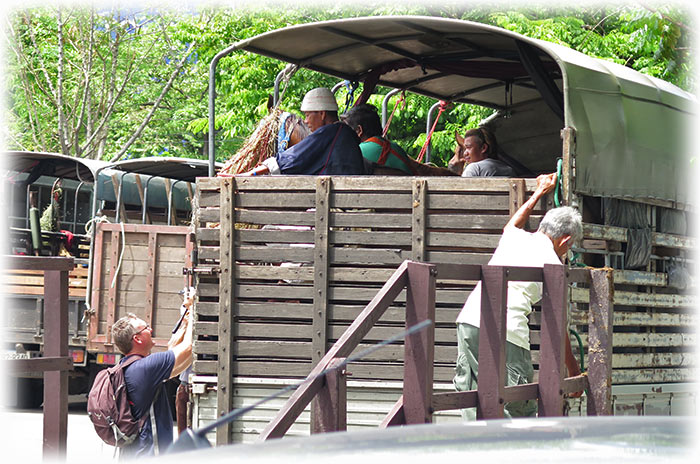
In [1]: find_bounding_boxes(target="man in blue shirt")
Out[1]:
[111,291,194,457]
[242,88,366,176]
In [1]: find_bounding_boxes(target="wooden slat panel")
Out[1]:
[571,287,695,308]
[426,232,500,248]
[569,310,695,327]
[612,368,696,384]
[583,223,695,250]
[229,176,536,193]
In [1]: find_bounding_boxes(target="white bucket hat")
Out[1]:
[300,87,338,112]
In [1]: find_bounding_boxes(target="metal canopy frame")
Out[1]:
[207,15,695,205]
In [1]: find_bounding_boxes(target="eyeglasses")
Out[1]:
[133,325,151,337]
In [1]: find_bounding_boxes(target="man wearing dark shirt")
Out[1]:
[242,87,366,176]
[111,291,194,457]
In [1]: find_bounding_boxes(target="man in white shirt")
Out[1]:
[453,173,582,419]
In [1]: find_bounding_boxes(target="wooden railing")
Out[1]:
[3,256,75,460]
[259,260,613,440]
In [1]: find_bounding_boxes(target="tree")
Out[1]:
[5,4,693,166]
[5,6,202,159]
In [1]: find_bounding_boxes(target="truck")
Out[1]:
[2,151,213,407]
[186,16,696,445]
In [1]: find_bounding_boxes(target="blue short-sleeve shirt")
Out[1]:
[121,351,175,456]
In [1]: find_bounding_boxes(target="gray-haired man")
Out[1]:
[453,173,583,420]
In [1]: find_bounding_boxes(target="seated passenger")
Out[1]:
[341,104,415,175]
[240,88,366,176]
[455,127,516,177]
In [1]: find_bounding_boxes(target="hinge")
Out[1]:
[183,266,220,275]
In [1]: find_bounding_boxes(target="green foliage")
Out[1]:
[6,4,693,165]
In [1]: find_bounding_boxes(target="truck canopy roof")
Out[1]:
[4,151,208,211]
[220,16,695,206]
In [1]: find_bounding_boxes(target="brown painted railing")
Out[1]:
[259,260,613,440]
[3,256,75,460]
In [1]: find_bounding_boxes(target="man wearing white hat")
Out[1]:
[246,87,366,176]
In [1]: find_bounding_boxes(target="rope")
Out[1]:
[84,215,110,236]
[275,64,298,109]
[554,158,563,207]
[382,91,406,137]
[343,80,358,113]
[416,100,450,163]
[569,327,588,396]
[111,221,126,290]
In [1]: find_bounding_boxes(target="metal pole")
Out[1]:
[381,88,401,129]
[142,175,155,225]
[273,68,285,107]
[168,180,182,226]
[332,81,345,94]
[425,101,441,164]
[73,182,85,234]
[115,171,127,223]
[209,42,245,178]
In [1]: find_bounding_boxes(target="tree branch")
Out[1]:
[110,40,198,162]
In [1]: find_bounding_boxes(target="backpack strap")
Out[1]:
[366,137,418,175]
[149,387,162,456]
[318,123,344,175]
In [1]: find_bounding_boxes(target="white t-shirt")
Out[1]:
[455,226,562,350]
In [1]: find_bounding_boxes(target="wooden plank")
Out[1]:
[571,287,695,309]
[569,310,695,327]
[236,192,316,208]
[587,268,614,416]
[411,179,427,262]
[313,177,331,365]
[4,285,86,298]
[574,332,696,348]
[538,264,568,417]
[612,270,667,287]
[426,232,500,248]
[427,194,511,211]
[221,340,457,362]
[509,179,526,217]
[477,265,507,419]
[561,127,575,205]
[311,357,347,433]
[88,227,105,349]
[230,361,457,382]
[403,262,435,424]
[106,230,121,345]
[611,368,696,384]
[236,229,314,244]
[199,322,457,345]
[583,223,694,250]
[230,176,536,193]
[42,268,70,459]
[236,246,314,263]
[6,256,75,272]
[217,177,236,446]
[236,210,406,229]
[610,352,696,369]
[198,208,221,224]
[143,232,158,327]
